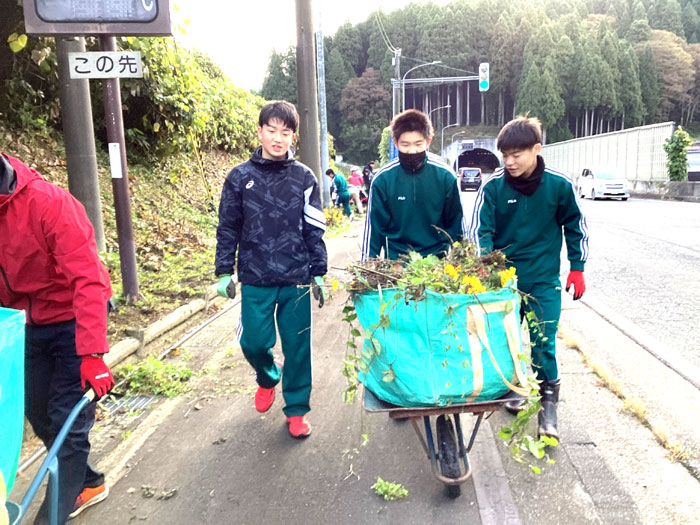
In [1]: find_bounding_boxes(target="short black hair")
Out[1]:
[392,109,434,142]
[497,116,542,152]
[369,161,375,165]
[258,101,299,133]
[325,168,334,176]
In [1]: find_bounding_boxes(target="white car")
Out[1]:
[577,168,630,201]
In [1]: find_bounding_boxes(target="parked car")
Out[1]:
[458,167,482,191]
[578,168,630,200]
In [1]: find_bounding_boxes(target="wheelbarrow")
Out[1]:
[4,389,96,525]
[363,386,511,498]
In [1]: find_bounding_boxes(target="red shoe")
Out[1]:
[287,416,312,438]
[255,386,275,413]
[68,484,109,518]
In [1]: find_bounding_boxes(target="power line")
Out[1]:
[373,10,396,53]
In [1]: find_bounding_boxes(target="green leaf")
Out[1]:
[542,436,559,447]
[498,427,513,440]
[382,368,395,382]
[350,328,361,337]
[8,33,28,53]
[530,465,541,475]
[370,338,381,355]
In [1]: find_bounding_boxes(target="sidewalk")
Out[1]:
[10,225,700,524]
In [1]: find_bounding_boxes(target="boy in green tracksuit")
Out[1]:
[362,109,465,260]
[326,168,352,217]
[468,116,588,439]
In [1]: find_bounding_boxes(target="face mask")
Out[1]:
[398,150,427,173]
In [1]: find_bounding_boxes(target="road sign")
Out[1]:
[23,0,171,35]
[68,51,143,79]
[479,62,489,92]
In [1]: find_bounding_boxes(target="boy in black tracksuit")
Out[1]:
[469,116,589,439]
[215,101,327,438]
[362,109,464,261]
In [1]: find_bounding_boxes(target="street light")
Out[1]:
[402,60,441,112]
[441,123,459,154]
[451,130,465,145]
[428,104,451,129]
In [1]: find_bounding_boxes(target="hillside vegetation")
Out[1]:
[0,6,267,343]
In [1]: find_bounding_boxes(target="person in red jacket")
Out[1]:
[0,153,115,524]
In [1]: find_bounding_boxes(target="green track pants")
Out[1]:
[519,280,562,382]
[239,284,312,417]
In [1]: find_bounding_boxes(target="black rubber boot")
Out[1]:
[537,379,561,439]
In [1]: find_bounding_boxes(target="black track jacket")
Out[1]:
[215,147,327,286]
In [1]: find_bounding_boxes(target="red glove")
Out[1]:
[566,270,585,300]
[80,355,115,398]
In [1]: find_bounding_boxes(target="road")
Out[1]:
[461,189,700,374]
[13,202,692,524]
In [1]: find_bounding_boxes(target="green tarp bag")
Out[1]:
[354,286,527,407]
[0,307,25,493]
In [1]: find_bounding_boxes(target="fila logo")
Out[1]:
[245,180,254,189]
[398,196,406,200]
[507,199,517,204]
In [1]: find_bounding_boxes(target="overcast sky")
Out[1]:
[176,0,452,91]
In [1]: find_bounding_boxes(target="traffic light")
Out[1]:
[478,62,489,92]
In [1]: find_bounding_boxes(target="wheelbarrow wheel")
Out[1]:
[436,415,461,498]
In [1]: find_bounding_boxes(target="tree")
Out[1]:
[637,45,661,122]
[260,47,297,105]
[333,23,365,77]
[663,126,692,180]
[617,45,645,127]
[626,18,653,42]
[339,68,391,163]
[325,47,354,140]
[643,30,695,120]
[653,0,685,39]
[683,2,700,43]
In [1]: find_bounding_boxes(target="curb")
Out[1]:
[105,284,219,368]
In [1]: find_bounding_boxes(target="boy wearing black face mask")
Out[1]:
[361,109,465,260]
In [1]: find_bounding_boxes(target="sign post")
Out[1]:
[23,0,172,302]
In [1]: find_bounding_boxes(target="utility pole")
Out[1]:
[315,19,331,207]
[56,36,106,251]
[295,0,322,190]
[100,36,139,302]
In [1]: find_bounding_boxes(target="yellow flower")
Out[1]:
[498,267,517,287]
[461,275,486,294]
[444,264,459,279]
[332,280,339,292]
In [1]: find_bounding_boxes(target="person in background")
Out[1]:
[348,170,364,215]
[0,152,114,524]
[362,160,375,193]
[468,115,588,439]
[362,109,464,261]
[216,101,327,438]
[326,168,352,218]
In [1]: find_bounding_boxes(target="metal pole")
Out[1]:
[393,48,401,118]
[99,36,139,302]
[295,0,322,189]
[451,130,465,145]
[441,123,458,154]
[56,36,106,251]
[402,61,440,113]
[315,27,330,208]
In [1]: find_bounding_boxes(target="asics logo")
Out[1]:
[246,180,254,189]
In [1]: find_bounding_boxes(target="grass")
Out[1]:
[559,329,692,463]
[112,357,193,398]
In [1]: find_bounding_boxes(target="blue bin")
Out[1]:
[0,308,25,493]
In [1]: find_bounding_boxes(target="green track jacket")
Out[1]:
[362,154,465,260]
[468,162,589,283]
